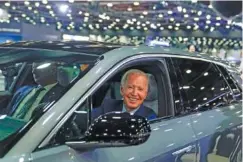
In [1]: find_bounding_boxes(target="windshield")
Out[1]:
[0,47,98,154]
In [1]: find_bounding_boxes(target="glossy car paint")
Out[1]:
[0,45,241,162]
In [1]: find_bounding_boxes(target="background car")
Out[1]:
[0,41,242,162]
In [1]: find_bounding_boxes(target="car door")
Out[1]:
[169,57,242,162]
[28,55,198,162]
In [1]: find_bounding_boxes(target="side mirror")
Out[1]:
[66,112,151,150]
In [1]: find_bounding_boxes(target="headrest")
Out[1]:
[146,74,158,101]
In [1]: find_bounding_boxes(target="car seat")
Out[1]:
[143,74,158,114]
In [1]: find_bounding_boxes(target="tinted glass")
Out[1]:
[168,58,234,115]
[0,63,23,91]
[216,65,242,101]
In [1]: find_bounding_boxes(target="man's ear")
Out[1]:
[120,86,124,96]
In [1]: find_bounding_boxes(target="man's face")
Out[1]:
[121,73,148,111]
[189,45,196,52]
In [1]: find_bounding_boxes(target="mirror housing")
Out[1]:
[66,112,151,150]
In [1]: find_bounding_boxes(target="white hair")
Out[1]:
[121,69,149,87]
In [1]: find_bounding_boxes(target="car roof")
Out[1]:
[0,40,234,68]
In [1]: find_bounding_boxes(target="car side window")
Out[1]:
[167,57,234,115]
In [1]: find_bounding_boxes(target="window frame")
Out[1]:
[37,54,174,150]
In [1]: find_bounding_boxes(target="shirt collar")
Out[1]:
[122,104,140,115]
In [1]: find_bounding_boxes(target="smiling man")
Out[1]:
[92,69,157,120]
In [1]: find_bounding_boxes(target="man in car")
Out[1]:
[7,62,64,120]
[92,69,157,120]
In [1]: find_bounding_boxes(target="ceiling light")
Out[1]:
[137,21,141,25]
[24,1,30,5]
[204,72,208,76]
[157,23,161,26]
[194,17,199,21]
[134,2,139,6]
[197,11,202,16]
[84,12,89,16]
[98,19,103,22]
[68,0,74,2]
[46,5,51,9]
[158,14,163,18]
[146,21,150,24]
[132,18,137,22]
[115,27,119,30]
[130,27,134,30]
[191,0,197,3]
[144,27,148,30]
[127,7,132,11]
[210,27,215,32]
[176,23,180,27]
[140,15,144,19]
[175,27,179,30]
[142,23,146,27]
[22,14,26,17]
[177,6,182,12]
[183,8,187,13]
[168,10,173,14]
[200,87,205,90]
[187,25,191,29]
[168,25,173,29]
[137,26,141,29]
[34,10,38,14]
[226,25,230,29]
[12,6,16,10]
[184,14,189,18]
[186,69,192,74]
[170,18,174,22]
[216,22,220,26]
[59,4,69,13]
[4,2,10,6]
[216,17,221,20]
[227,20,232,24]
[206,15,211,19]
[35,2,40,7]
[115,18,120,22]
[160,27,164,30]
[208,5,213,8]
[143,11,148,15]
[42,0,48,4]
[28,6,32,10]
[107,3,113,7]
[211,87,215,90]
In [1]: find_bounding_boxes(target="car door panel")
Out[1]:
[31,115,197,162]
[190,103,242,162]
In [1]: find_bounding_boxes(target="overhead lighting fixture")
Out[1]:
[134,2,139,6]
[157,23,161,26]
[132,18,137,22]
[177,6,182,12]
[144,27,148,30]
[186,69,192,74]
[200,87,205,90]
[176,23,180,27]
[42,0,48,4]
[187,25,191,29]
[175,27,179,30]
[59,4,69,13]
[158,14,163,18]
[160,27,164,30]
[204,72,208,76]
[35,2,40,7]
[168,25,173,29]
[84,12,89,16]
[46,5,51,9]
[143,11,148,15]
[208,4,213,8]
[206,15,211,19]
[197,11,202,16]
[216,17,221,20]
[142,23,146,27]
[206,20,211,24]
[194,17,199,21]
[226,25,230,29]
[68,0,74,3]
[115,18,120,22]
[24,1,30,5]
[216,22,220,26]
[4,2,10,7]
[184,14,189,18]
[146,21,150,24]
[183,8,187,13]
[140,15,144,19]
[168,10,173,14]
[170,18,174,22]
[28,6,32,10]
[107,3,113,7]
[191,0,197,3]
[127,7,132,11]
[210,27,215,32]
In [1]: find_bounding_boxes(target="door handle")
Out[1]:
[172,145,194,156]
